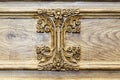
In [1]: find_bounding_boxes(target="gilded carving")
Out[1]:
[36,14,53,33]
[36,9,81,71]
[64,15,81,33]
[62,15,81,65]
[36,46,51,63]
[36,13,55,64]
[65,47,81,64]
[38,51,80,71]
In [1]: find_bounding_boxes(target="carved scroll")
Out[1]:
[36,14,55,64]
[62,15,81,66]
[36,9,81,71]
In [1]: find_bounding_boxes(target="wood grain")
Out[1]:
[0,70,120,80]
[0,1,119,80]
[0,18,120,69]
[66,19,120,62]
[0,19,51,68]
[0,4,119,70]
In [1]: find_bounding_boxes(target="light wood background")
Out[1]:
[0,2,119,80]
[66,19,120,61]
[0,19,52,69]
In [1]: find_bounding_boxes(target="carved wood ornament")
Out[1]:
[36,9,81,71]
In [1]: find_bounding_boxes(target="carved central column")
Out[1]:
[36,9,81,71]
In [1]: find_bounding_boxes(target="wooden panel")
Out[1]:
[0,13,119,70]
[0,1,120,80]
[0,19,51,69]
[0,2,119,70]
[66,19,120,61]
[65,19,120,69]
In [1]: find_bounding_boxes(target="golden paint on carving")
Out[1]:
[64,15,81,33]
[36,9,81,71]
[36,14,52,33]
[61,15,81,66]
[65,47,81,63]
[36,13,55,65]
[36,46,51,63]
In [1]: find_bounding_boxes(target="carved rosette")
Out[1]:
[65,47,81,64]
[36,9,81,71]
[36,46,51,63]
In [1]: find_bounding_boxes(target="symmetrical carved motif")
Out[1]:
[36,9,81,71]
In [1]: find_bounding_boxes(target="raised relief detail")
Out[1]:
[64,15,81,33]
[62,14,81,66]
[36,46,51,63]
[36,14,53,33]
[65,47,81,64]
[36,13,55,65]
[36,9,81,71]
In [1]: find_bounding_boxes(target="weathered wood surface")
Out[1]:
[0,19,52,69]
[66,19,120,61]
[0,2,120,8]
[0,18,119,69]
[66,19,120,69]
[0,70,120,80]
[0,1,119,80]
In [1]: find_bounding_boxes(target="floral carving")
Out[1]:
[65,47,81,64]
[64,15,81,33]
[36,9,81,71]
[38,51,80,71]
[36,46,52,63]
[36,14,53,33]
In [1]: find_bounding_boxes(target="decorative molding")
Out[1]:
[0,7,120,19]
[36,9,81,71]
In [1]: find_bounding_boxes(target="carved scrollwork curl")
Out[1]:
[36,12,55,65]
[36,14,53,33]
[64,15,81,33]
[38,51,80,71]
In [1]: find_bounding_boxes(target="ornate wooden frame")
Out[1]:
[0,7,119,70]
